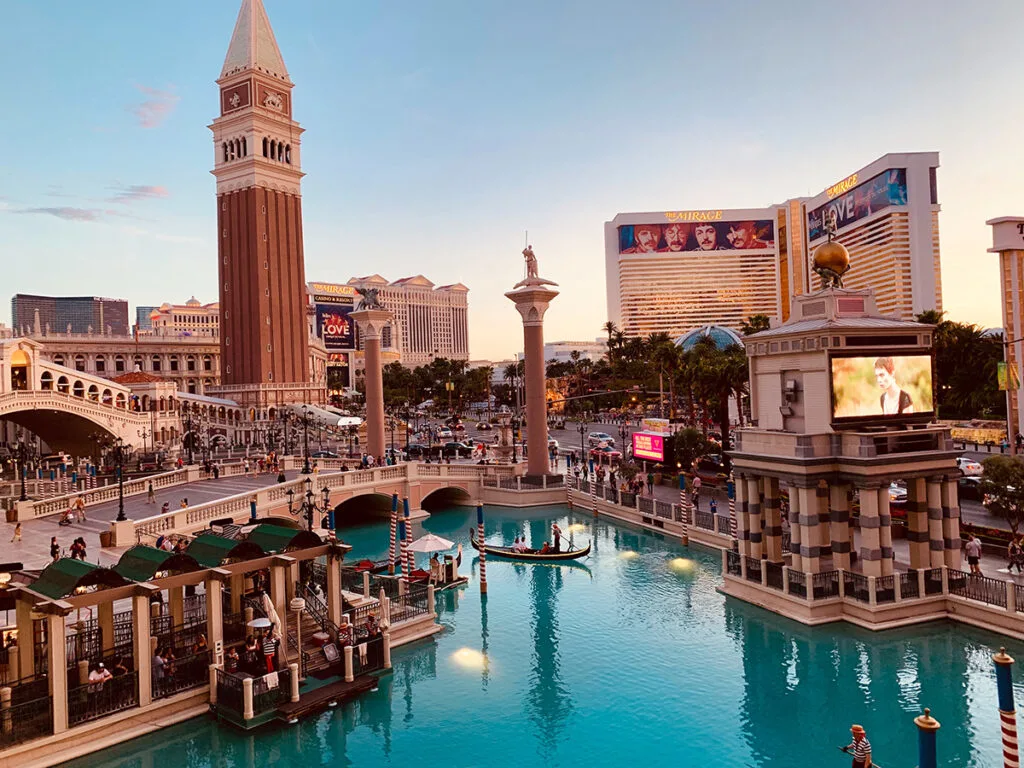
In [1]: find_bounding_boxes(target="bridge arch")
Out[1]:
[332,492,393,526]
[421,485,474,511]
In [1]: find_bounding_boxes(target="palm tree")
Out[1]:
[740,314,771,336]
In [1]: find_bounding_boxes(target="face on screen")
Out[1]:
[727,222,755,249]
[662,224,688,251]
[695,224,718,250]
[634,226,659,252]
[830,354,932,420]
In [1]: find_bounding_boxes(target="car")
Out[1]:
[888,481,908,507]
[475,422,492,431]
[957,457,983,477]
[311,450,339,459]
[452,423,466,432]
[405,443,431,458]
[958,475,983,501]
[442,441,475,458]
[436,428,453,440]
[589,445,622,464]
[587,432,615,448]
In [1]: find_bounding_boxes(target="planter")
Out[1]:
[5,507,16,523]
[99,530,112,548]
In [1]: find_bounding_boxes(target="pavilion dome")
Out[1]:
[674,324,743,351]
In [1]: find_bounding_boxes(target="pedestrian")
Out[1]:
[965,534,983,576]
[262,628,279,673]
[161,502,170,515]
[709,498,718,515]
[179,498,188,509]
[9,523,20,544]
[552,523,562,553]
[1008,536,1023,574]
[50,536,60,562]
[147,481,155,504]
[212,464,220,480]
[841,724,872,768]
[74,494,87,522]
[646,471,654,495]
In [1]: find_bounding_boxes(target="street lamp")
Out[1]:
[577,420,589,466]
[445,380,454,415]
[108,436,127,522]
[618,421,629,453]
[15,430,29,502]
[285,476,331,532]
[182,405,195,466]
[511,410,520,464]
[138,428,150,455]
[300,405,312,474]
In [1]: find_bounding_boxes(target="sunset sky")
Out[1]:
[2,0,1022,359]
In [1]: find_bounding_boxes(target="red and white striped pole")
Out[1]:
[589,476,598,518]
[994,648,1020,768]
[403,497,413,579]
[476,503,487,594]
[728,475,737,540]
[388,493,399,574]
[679,473,689,546]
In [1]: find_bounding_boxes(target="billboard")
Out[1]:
[632,432,665,462]
[310,282,356,350]
[830,354,933,422]
[807,168,908,241]
[618,218,775,254]
[327,353,350,390]
[641,418,671,434]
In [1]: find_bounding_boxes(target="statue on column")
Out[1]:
[354,286,384,311]
[513,244,559,289]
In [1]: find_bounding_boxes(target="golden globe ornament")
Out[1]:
[812,239,850,288]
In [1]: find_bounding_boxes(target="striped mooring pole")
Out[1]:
[678,474,689,546]
[477,503,487,594]
[995,648,1020,768]
[727,476,737,540]
[403,497,413,579]
[388,493,399,574]
[915,707,940,768]
[397,519,407,584]
[589,477,598,518]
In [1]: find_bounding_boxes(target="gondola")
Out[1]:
[469,530,590,561]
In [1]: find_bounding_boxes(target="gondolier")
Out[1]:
[552,523,562,552]
[841,724,872,767]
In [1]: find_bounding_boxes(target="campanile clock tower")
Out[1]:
[209,0,315,407]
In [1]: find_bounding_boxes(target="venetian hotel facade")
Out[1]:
[605,152,942,338]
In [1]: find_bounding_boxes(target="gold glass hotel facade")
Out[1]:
[605,152,943,338]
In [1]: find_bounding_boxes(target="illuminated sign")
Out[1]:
[308,282,355,297]
[632,432,665,462]
[619,219,775,254]
[826,173,858,199]
[641,418,670,434]
[664,210,723,222]
[807,168,907,241]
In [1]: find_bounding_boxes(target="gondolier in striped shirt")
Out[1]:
[842,724,872,767]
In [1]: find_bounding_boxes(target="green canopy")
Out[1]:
[114,546,201,582]
[31,559,129,600]
[186,534,264,568]
[246,524,321,555]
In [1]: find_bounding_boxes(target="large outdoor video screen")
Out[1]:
[618,219,775,254]
[807,168,907,241]
[830,354,934,422]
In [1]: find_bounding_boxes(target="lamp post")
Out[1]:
[138,428,150,456]
[16,431,28,502]
[301,405,312,474]
[182,405,195,466]
[577,420,588,466]
[445,380,454,415]
[286,476,332,532]
[511,411,520,464]
[111,437,127,522]
[618,421,629,454]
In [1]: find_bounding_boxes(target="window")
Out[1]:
[40,371,53,390]
[57,376,69,394]
[134,355,144,371]
[74,355,85,372]
[114,355,125,373]
[186,355,196,372]
[152,355,162,372]
[94,356,105,373]
[169,356,179,372]
[53,355,65,366]
[203,355,212,372]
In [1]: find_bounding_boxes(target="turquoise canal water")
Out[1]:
[68,504,1023,767]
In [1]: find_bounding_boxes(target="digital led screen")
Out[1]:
[830,354,933,421]
[618,219,775,254]
[632,432,665,462]
[807,168,908,241]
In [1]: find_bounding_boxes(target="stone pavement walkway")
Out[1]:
[2,471,297,571]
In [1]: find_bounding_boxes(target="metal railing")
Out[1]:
[924,568,944,595]
[765,562,783,590]
[900,571,920,600]
[351,635,385,677]
[787,569,807,598]
[65,622,103,669]
[252,667,292,717]
[693,511,714,531]
[67,671,138,727]
[715,515,731,534]
[653,500,674,520]
[744,556,762,584]
[0,694,52,747]
[725,550,742,577]
[843,571,870,603]
[223,611,248,645]
[949,571,1007,608]
[875,575,896,604]
[216,668,244,713]
[638,496,654,515]
[390,585,429,625]
[620,491,636,508]
[1016,584,1024,614]
[154,650,211,699]
[811,570,840,599]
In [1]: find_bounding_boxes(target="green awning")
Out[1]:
[114,546,201,582]
[31,559,129,600]
[246,524,321,555]
[186,534,264,568]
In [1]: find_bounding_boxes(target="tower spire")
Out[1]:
[221,0,289,83]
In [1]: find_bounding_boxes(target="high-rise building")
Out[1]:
[135,306,158,332]
[346,275,469,366]
[989,217,1024,445]
[144,297,220,338]
[209,0,314,406]
[606,152,943,338]
[11,294,129,336]
[605,209,781,337]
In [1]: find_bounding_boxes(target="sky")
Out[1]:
[2,0,1023,360]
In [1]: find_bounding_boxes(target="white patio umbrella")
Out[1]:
[407,533,455,553]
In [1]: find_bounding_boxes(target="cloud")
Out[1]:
[129,85,180,129]
[12,207,102,222]
[107,184,170,204]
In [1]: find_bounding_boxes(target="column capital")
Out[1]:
[505,286,559,326]
[349,308,394,340]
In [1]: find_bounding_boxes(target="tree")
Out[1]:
[740,314,771,336]
[667,428,712,473]
[917,311,1004,420]
[980,455,1024,534]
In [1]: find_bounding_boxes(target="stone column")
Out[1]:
[735,474,750,557]
[98,601,115,654]
[206,570,227,664]
[876,486,894,576]
[229,573,243,614]
[269,556,293,633]
[168,585,185,628]
[788,484,803,572]
[858,484,884,577]
[133,591,153,707]
[505,283,559,478]
[941,477,962,570]
[816,483,831,556]
[745,476,763,559]
[926,476,946,569]
[14,598,33,682]
[906,477,930,570]
[763,477,783,563]
[350,307,395,460]
[829,482,852,571]
[47,612,69,734]
[796,484,822,573]
[326,552,343,628]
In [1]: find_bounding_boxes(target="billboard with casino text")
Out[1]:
[632,432,665,462]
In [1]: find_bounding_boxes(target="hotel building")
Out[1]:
[12,294,130,336]
[989,217,1024,445]
[606,152,943,338]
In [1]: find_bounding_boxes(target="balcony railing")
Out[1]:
[787,569,807,598]
[154,651,211,700]
[843,572,870,603]
[725,550,742,577]
[67,671,138,727]
[811,570,840,599]
[900,571,920,600]
[875,575,896,604]
[949,572,1007,608]
[744,556,762,584]
[0,694,52,747]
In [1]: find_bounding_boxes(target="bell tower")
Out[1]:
[209,0,313,407]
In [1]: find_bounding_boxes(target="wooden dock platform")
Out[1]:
[276,675,380,722]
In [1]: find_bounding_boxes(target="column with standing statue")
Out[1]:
[505,245,559,480]
[350,287,394,460]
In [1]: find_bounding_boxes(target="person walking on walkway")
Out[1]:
[147,482,156,504]
[50,536,60,562]
[965,534,983,576]
[9,523,20,544]
[1008,536,1023,574]
[646,470,654,495]
[73,494,87,522]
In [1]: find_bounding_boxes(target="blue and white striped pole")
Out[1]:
[403,497,413,579]
[388,493,399,574]
[477,503,487,594]
[915,707,940,768]
[994,649,1020,768]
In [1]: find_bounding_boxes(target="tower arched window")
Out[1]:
[223,143,228,162]
[277,142,284,161]
[241,137,247,156]
[270,140,276,160]
[285,145,291,164]
[263,137,268,157]
[229,142,235,160]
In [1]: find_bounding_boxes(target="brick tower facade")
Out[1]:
[209,0,315,408]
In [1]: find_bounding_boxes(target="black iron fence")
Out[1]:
[65,624,104,670]
[900,571,921,600]
[875,575,895,604]
[391,586,429,625]
[725,550,741,577]
[67,670,138,727]
[252,667,292,717]
[223,611,248,645]
[843,572,870,603]
[924,568,944,595]
[787,569,807,598]
[216,668,244,713]
[351,635,385,677]
[0,693,52,748]
[744,556,762,584]
[693,511,714,531]
[948,572,1007,608]
[716,515,731,534]
[811,571,840,599]
[154,651,210,700]
[765,562,783,590]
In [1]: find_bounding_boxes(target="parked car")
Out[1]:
[958,475,983,501]
[442,441,475,458]
[475,422,492,431]
[587,432,615,448]
[692,455,728,485]
[957,457,983,477]
[405,443,431,458]
[436,427,453,440]
[589,446,622,464]
[311,450,339,459]
[888,481,908,508]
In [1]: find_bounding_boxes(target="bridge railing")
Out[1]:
[19,467,191,521]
